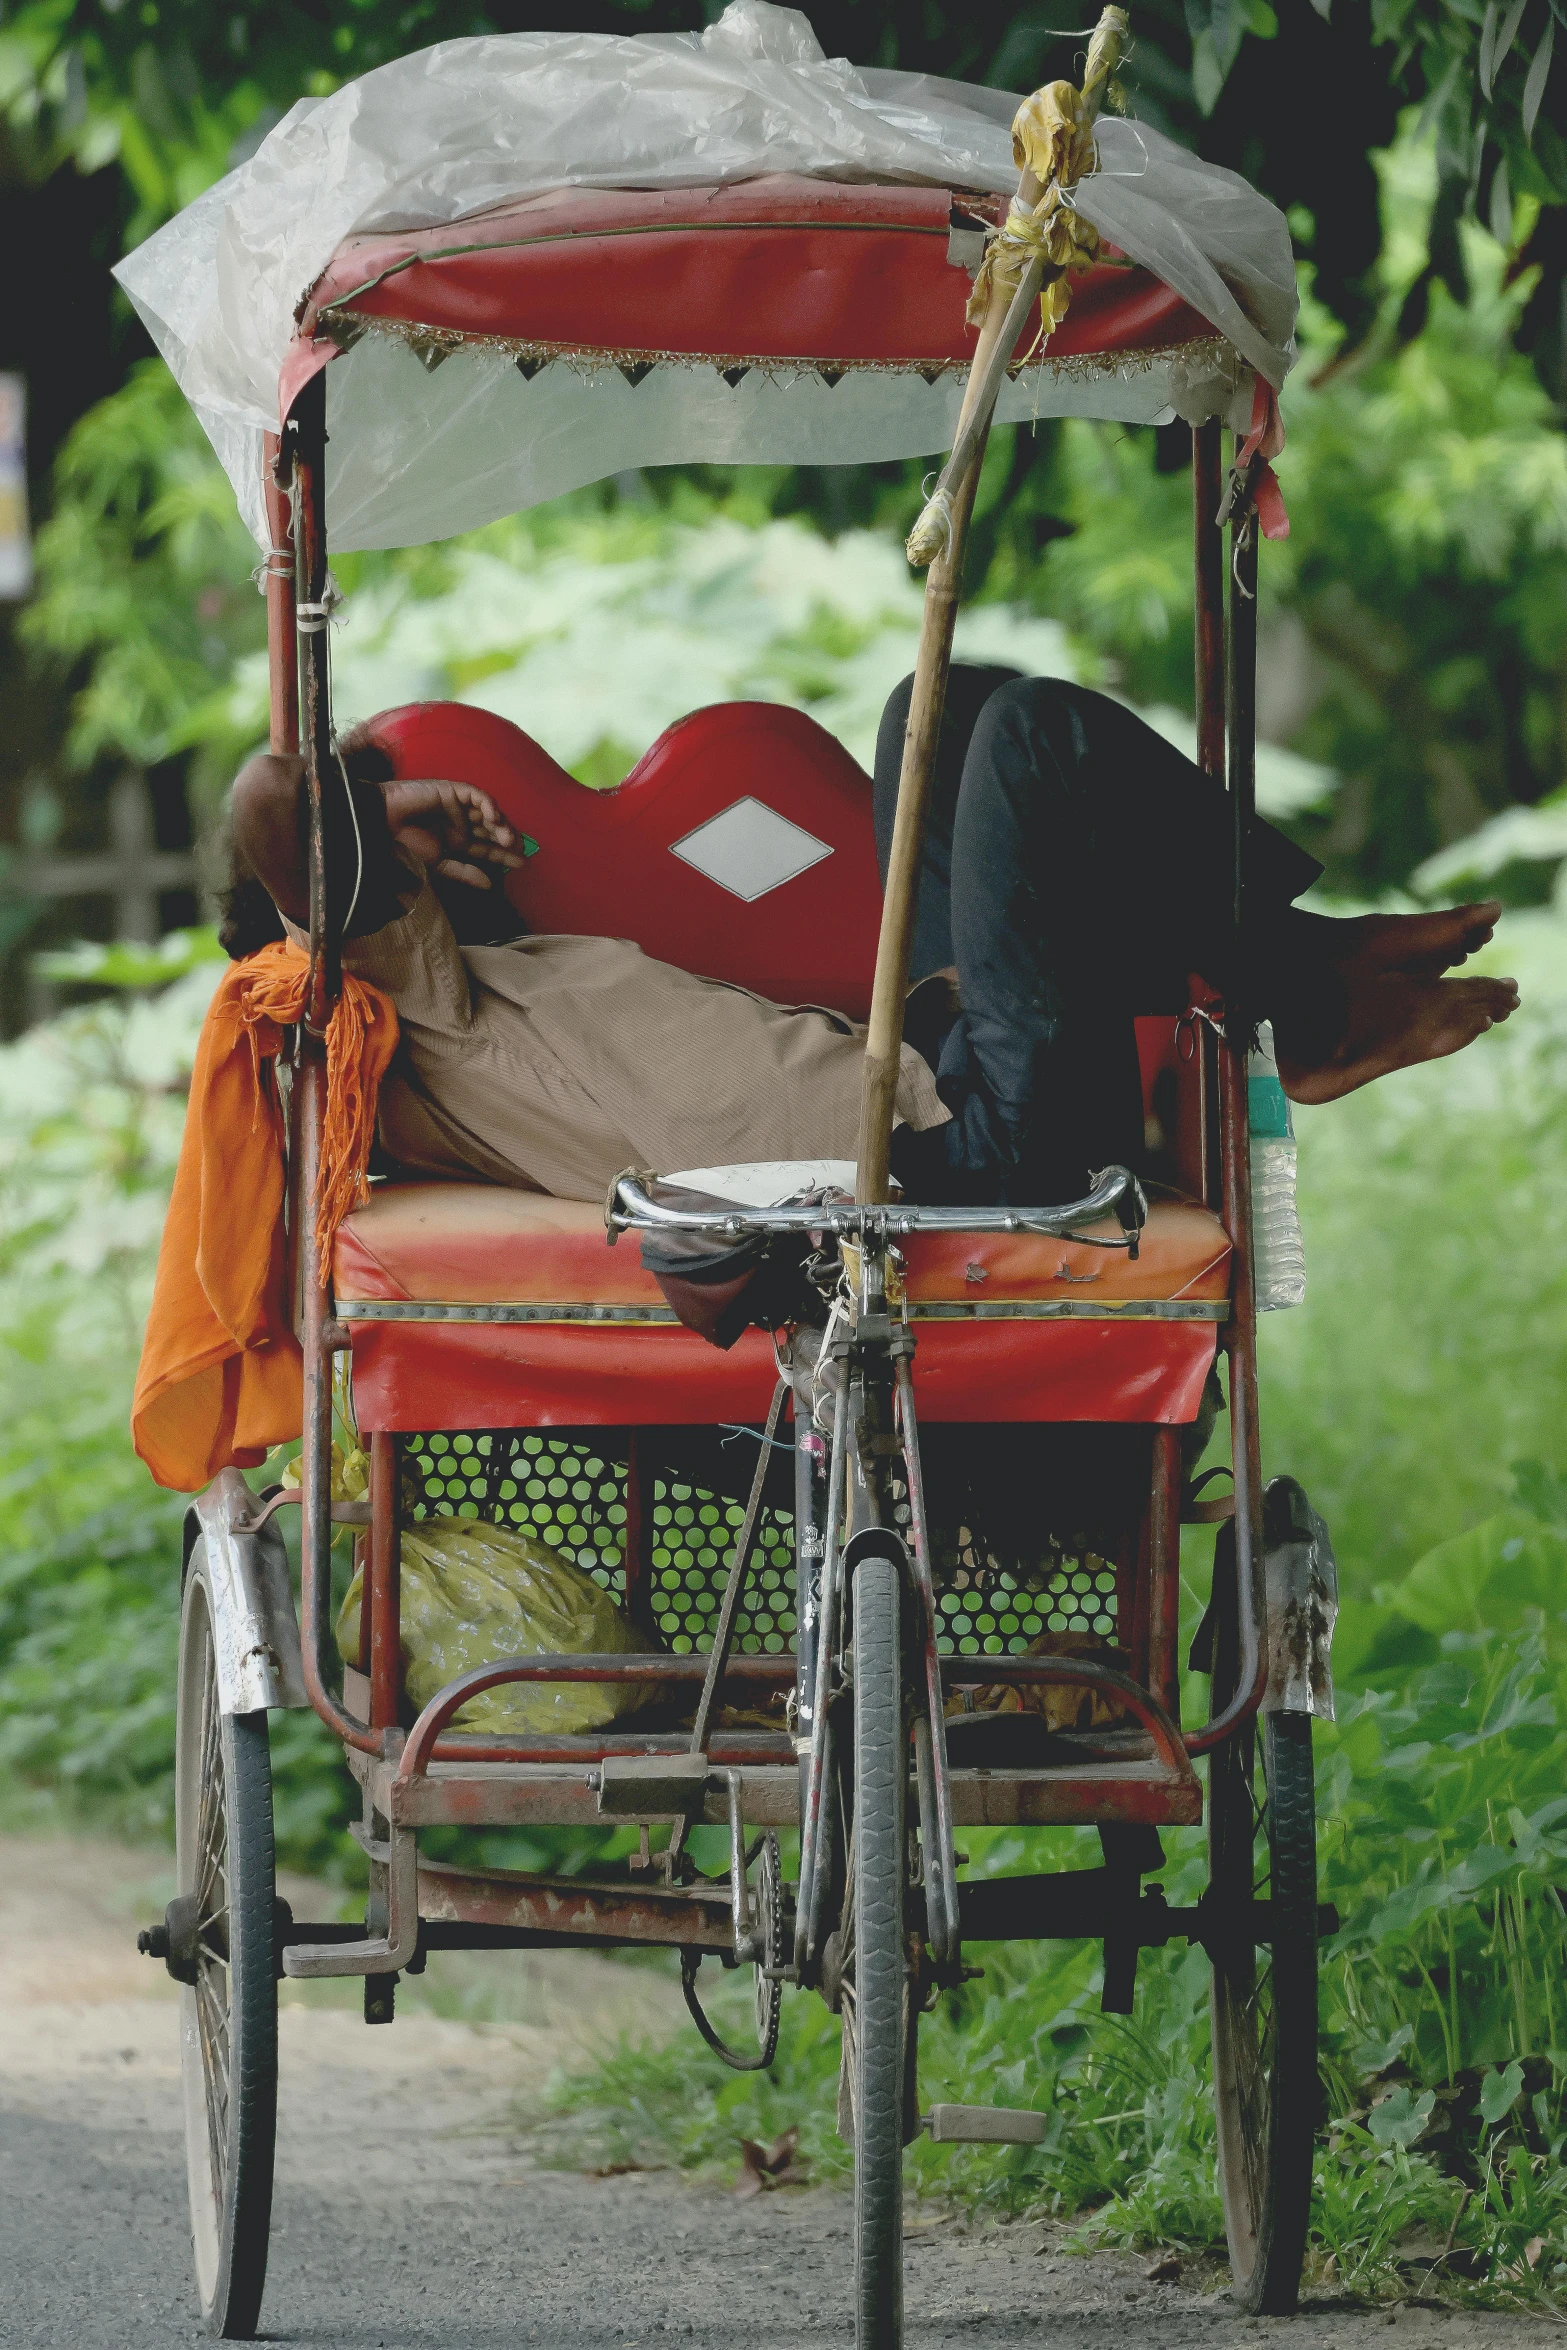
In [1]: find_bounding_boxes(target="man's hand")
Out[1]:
[381,777,525,891]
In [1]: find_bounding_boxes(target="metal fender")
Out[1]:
[1261,1475,1339,1721]
[183,1466,309,1716]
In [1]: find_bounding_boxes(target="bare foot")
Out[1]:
[1327,900,1501,976]
[1290,899,1501,980]
[1278,969,1520,1104]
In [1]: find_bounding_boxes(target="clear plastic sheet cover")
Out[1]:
[323,333,1255,553]
[113,0,1297,548]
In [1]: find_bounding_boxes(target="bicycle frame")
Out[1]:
[609,1167,1240,1992]
[264,386,1273,1953]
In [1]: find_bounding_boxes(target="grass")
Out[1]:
[3,917,1567,2303]
[527,1614,1567,2303]
[529,1592,1567,2304]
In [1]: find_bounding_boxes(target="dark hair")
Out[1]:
[217,863,288,961]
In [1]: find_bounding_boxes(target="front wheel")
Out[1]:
[1208,1652,1319,2313]
[176,1549,279,2337]
[846,1552,907,2350]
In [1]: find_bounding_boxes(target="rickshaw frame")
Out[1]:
[267,386,1270,1850]
[165,285,1334,2346]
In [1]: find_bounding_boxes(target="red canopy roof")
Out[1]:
[302,173,1214,375]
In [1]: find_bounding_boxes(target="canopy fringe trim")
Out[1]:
[319,310,1242,395]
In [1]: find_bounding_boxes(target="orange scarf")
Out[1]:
[132,943,399,1492]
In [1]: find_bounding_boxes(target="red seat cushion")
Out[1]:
[335,1185,1230,1310]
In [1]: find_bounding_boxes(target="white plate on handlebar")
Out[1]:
[663,1160,857,1207]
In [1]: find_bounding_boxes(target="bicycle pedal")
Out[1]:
[922,2103,1045,2146]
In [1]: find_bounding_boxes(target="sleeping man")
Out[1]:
[228,667,1518,1208]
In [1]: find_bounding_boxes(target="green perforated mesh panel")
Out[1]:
[651,1483,795,1655]
[934,1550,1119,1647]
[401,1430,1118,1657]
[406,1430,627,1583]
[887,1477,1120,1650]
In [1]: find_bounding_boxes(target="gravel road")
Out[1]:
[0,1832,1554,2350]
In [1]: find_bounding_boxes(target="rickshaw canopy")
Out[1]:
[117,0,1298,552]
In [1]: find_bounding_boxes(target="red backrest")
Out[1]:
[369,698,883,1020]
[366,698,1192,1146]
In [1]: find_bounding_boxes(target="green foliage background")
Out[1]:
[0,0,1565,2308]
[13,121,1567,907]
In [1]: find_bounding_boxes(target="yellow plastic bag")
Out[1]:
[336,1516,667,1734]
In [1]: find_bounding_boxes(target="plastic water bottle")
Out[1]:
[1249,1022,1306,1311]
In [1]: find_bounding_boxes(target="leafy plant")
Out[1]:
[529,1587,1567,2303]
[17,360,267,804]
[522,1403,1567,2301]
[5,529,1567,2301]
[0,966,366,1872]
[30,928,224,988]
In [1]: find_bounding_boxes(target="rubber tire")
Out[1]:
[176,1554,279,2339]
[1209,1705,1319,2314]
[852,1553,906,2350]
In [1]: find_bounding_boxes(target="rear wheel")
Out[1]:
[176,1551,279,2338]
[1208,1532,1319,2313]
[846,1552,907,2350]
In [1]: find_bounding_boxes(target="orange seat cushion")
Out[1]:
[334,1185,1229,1434]
[334,1183,1230,1312]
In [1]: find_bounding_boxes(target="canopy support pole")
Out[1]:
[854,8,1128,1203]
[262,431,298,760]
[1185,433,1268,1756]
[1192,421,1225,785]
[293,371,338,1031]
[853,421,985,1203]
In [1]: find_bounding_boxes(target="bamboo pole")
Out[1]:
[855,7,1129,1202]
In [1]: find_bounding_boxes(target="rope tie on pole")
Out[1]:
[296,569,345,634]
[858,5,1130,1204]
[251,544,294,592]
[904,7,1128,571]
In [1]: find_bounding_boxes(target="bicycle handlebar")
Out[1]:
[609,1165,1148,1246]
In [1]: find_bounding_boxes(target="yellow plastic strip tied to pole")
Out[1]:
[905,7,1128,568]
[968,86,1106,344]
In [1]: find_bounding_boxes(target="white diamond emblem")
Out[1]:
[669,798,833,902]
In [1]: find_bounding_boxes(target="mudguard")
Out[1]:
[183,1466,308,1715]
[1261,1475,1339,1721]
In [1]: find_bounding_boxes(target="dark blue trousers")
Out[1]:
[876,669,1323,1205]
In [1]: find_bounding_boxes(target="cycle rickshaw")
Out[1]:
[124,8,1339,2340]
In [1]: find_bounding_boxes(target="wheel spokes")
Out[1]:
[191,1649,234,2208]
[195,1959,231,2203]
[196,1678,228,1917]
